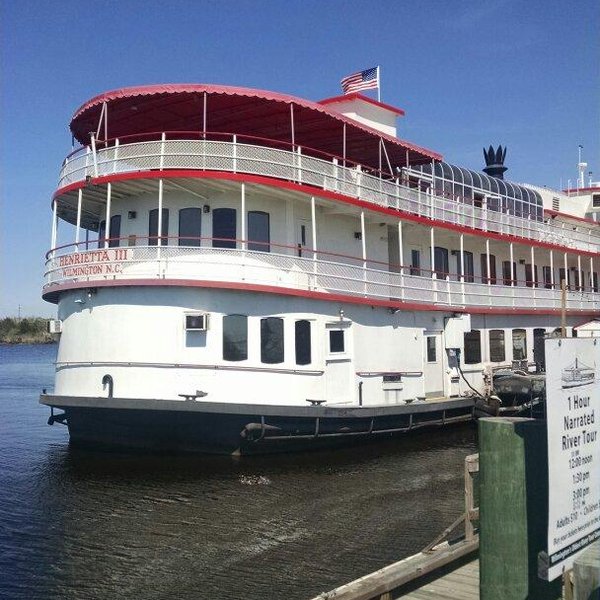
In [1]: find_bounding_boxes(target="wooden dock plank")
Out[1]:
[397,559,479,599]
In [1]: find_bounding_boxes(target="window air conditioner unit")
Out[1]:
[48,319,63,334]
[185,313,209,331]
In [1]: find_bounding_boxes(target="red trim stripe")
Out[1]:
[53,170,600,258]
[41,277,600,317]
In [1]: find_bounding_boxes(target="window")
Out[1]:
[533,328,546,367]
[179,208,202,246]
[571,268,581,291]
[149,208,169,246]
[248,211,270,252]
[426,336,436,362]
[97,220,106,249]
[525,264,538,287]
[434,247,449,279]
[295,320,311,365]
[222,315,247,361]
[410,249,421,276]
[329,330,345,353]
[543,266,553,289]
[489,330,505,362]
[480,254,497,284]
[512,329,527,361]
[260,317,284,364]
[464,330,481,364]
[212,208,236,248]
[107,215,121,247]
[502,261,516,286]
[463,251,474,282]
[593,194,600,208]
[559,268,570,289]
[593,272,599,293]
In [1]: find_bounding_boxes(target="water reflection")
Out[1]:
[1,346,477,600]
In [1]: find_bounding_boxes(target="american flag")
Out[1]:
[340,67,379,94]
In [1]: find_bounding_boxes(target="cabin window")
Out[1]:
[97,220,106,249]
[480,254,497,284]
[410,250,421,276]
[512,329,527,361]
[571,268,581,291]
[502,261,516,286]
[212,208,237,248]
[464,330,481,364]
[329,330,345,353]
[248,211,270,252]
[108,215,121,248]
[525,264,538,287]
[593,194,600,208]
[260,317,284,364]
[559,268,570,289]
[489,330,505,362]
[543,266,553,289]
[434,247,449,279]
[295,320,312,365]
[592,272,598,292]
[426,336,437,362]
[463,252,474,282]
[222,314,247,361]
[533,328,546,367]
[149,208,169,246]
[179,208,202,246]
[455,251,474,282]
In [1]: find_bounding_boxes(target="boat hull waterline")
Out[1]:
[41,395,475,455]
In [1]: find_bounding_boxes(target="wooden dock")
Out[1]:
[397,558,479,599]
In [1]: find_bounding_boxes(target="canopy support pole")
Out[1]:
[75,189,82,250]
[50,199,58,257]
[104,183,112,249]
[95,102,107,141]
[290,103,295,148]
[203,92,207,138]
[550,250,554,288]
[241,183,246,250]
[342,123,346,168]
[381,139,393,177]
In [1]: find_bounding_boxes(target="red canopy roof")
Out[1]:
[70,83,441,169]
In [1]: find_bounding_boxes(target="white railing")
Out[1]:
[43,245,600,312]
[57,138,600,254]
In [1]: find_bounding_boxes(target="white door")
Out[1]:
[325,322,354,403]
[423,331,445,397]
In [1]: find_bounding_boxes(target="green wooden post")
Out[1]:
[479,417,562,599]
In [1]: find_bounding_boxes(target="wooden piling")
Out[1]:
[479,417,561,599]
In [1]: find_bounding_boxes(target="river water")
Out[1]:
[0,344,477,600]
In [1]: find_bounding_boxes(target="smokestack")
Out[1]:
[483,145,508,179]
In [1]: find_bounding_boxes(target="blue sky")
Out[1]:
[1,0,598,317]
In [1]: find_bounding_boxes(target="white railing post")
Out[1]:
[446,275,451,306]
[297,146,302,185]
[332,157,339,192]
[233,134,237,173]
[311,196,318,288]
[433,273,438,303]
[113,139,119,173]
[159,132,166,171]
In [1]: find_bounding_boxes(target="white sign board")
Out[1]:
[545,337,600,580]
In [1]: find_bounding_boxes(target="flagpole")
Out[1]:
[377,66,381,102]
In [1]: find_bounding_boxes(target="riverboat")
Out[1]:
[561,358,595,389]
[40,83,600,454]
